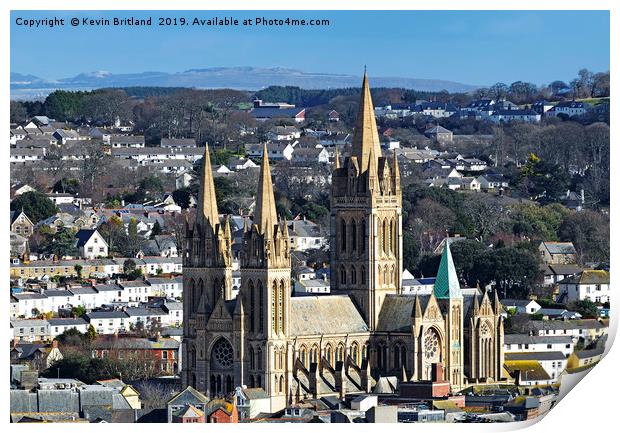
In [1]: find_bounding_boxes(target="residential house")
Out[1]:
[524,319,606,345]
[10,210,34,238]
[547,101,590,118]
[538,241,577,265]
[75,229,109,259]
[501,299,541,315]
[476,173,509,191]
[48,318,89,339]
[10,341,63,370]
[11,319,51,342]
[161,138,196,148]
[287,219,328,251]
[84,311,129,334]
[250,100,305,122]
[234,387,271,420]
[504,334,574,358]
[109,135,145,148]
[557,270,610,304]
[167,387,209,423]
[91,336,180,375]
[424,125,453,144]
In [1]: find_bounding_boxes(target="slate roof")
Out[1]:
[505,351,566,361]
[541,241,576,255]
[560,270,609,285]
[526,319,605,332]
[289,295,368,336]
[376,295,417,332]
[250,107,305,119]
[48,318,88,326]
[74,229,98,247]
[503,361,551,381]
[167,386,209,406]
[84,311,129,320]
[91,336,180,350]
[504,334,573,345]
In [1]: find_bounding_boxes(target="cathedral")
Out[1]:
[182,72,505,412]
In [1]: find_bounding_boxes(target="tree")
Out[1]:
[39,226,78,258]
[150,220,162,239]
[55,328,89,346]
[559,211,609,264]
[86,325,97,341]
[123,258,137,275]
[74,264,83,279]
[569,299,599,318]
[10,191,57,224]
[72,305,86,318]
[474,246,540,298]
[450,240,488,286]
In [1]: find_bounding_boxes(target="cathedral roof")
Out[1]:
[433,241,462,299]
[376,294,431,332]
[289,295,368,336]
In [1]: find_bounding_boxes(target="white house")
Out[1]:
[558,270,610,304]
[234,386,271,420]
[48,318,89,339]
[75,229,108,259]
[146,276,183,299]
[504,334,574,358]
[287,219,327,251]
[11,319,51,342]
[84,311,129,334]
[501,299,541,315]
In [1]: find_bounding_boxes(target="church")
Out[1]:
[182,72,505,412]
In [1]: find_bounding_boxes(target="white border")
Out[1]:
[2,2,616,432]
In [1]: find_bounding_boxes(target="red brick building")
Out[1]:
[90,335,180,374]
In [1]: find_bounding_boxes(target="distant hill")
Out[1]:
[10,67,480,100]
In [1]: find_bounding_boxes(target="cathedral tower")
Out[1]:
[433,242,465,389]
[182,145,233,391]
[330,72,403,331]
[240,143,292,411]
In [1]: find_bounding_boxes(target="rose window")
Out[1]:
[423,328,440,362]
[211,338,234,369]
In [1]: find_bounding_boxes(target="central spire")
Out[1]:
[198,144,219,227]
[255,143,278,234]
[351,70,382,172]
[433,241,462,299]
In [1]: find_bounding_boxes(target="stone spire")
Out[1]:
[334,146,341,169]
[392,149,401,189]
[433,241,462,299]
[351,71,382,172]
[255,143,278,234]
[197,144,219,227]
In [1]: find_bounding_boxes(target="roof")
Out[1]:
[504,334,573,345]
[376,295,417,332]
[84,311,129,320]
[250,107,305,119]
[289,295,368,336]
[541,241,577,255]
[501,299,538,308]
[240,388,269,400]
[168,386,209,406]
[504,361,551,381]
[91,336,180,350]
[560,269,609,285]
[527,319,605,332]
[74,229,100,247]
[505,351,566,361]
[48,318,88,326]
[573,346,605,359]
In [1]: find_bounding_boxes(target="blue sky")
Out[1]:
[11,10,609,86]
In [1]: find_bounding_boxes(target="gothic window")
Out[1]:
[279,375,284,393]
[392,217,398,254]
[257,347,263,370]
[390,265,396,286]
[340,265,347,285]
[361,266,366,285]
[188,279,195,313]
[271,281,277,332]
[351,220,357,253]
[336,344,345,364]
[340,219,347,252]
[325,345,333,367]
[351,342,359,366]
[383,266,388,287]
[382,219,388,254]
[351,266,357,285]
[362,344,368,362]
[423,328,441,364]
[310,345,319,365]
[393,345,401,368]
[401,345,407,367]
[300,346,308,369]
[278,281,285,333]
[249,346,255,370]
[361,219,367,253]
[249,281,255,333]
[196,279,204,312]
[212,278,219,304]
[258,281,264,333]
[211,338,233,369]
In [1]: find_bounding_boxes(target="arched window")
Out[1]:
[393,345,401,368]
[249,346,255,370]
[361,219,366,253]
[257,347,263,370]
[389,219,394,254]
[351,220,357,253]
[351,266,357,285]
[325,345,333,367]
[300,346,308,369]
[340,265,347,285]
[401,346,407,368]
[258,281,264,333]
[382,219,388,254]
[278,281,285,333]
[310,345,319,364]
[340,219,347,252]
[212,278,219,304]
[351,342,359,366]
[362,344,368,362]
[336,344,345,364]
[271,280,278,332]
[249,281,255,333]
[361,266,366,285]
